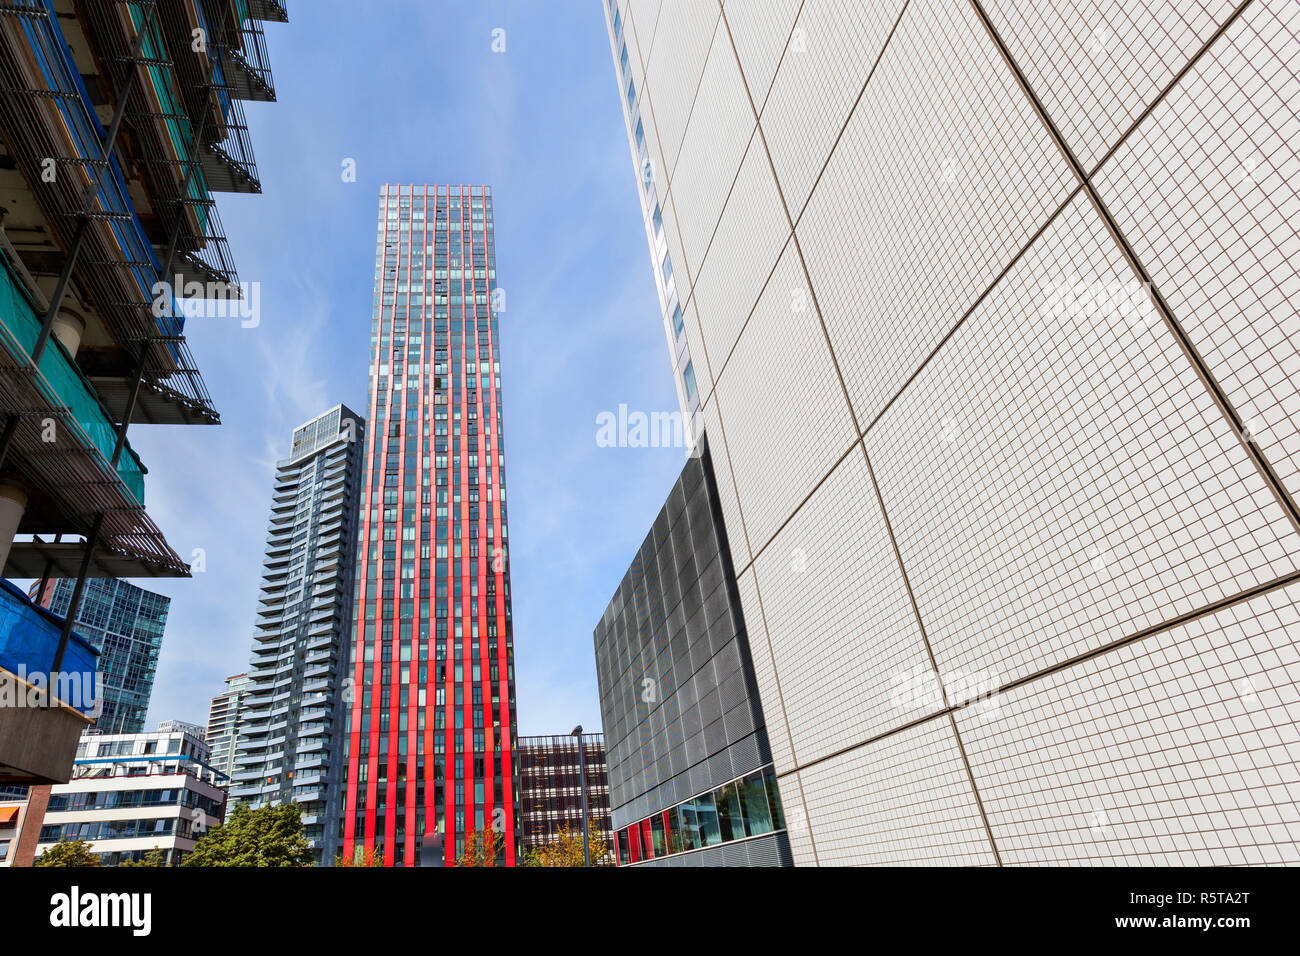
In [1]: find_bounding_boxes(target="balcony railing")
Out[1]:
[0,250,146,504]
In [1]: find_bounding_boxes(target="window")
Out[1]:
[716,781,745,842]
[693,792,721,847]
[682,361,696,399]
[616,766,785,864]
[740,770,774,836]
[671,304,684,339]
[661,252,672,284]
[652,204,663,236]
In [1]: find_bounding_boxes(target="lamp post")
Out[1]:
[571,725,590,867]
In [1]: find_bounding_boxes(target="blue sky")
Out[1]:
[120,1,686,735]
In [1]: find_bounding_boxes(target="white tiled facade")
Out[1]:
[604,0,1300,865]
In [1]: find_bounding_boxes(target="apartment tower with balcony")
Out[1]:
[206,672,252,781]
[230,405,364,865]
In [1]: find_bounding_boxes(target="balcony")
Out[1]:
[0,251,145,503]
[0,579,97,785]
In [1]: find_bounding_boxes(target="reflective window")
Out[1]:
[694,791,721,847]
[678,802,699,852]
[615,766,784,864]
[716,780,745,842]
[740,771,774,836]
[640,818,654,858]
[650,813,666,857]
[766,770,785,830]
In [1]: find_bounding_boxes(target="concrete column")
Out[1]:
[50,309,85,358]
[0,481,28,574]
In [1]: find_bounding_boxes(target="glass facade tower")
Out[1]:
[341,184,519,868]
[43,578,170,735]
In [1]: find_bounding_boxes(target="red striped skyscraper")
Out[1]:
[341,184,518,867]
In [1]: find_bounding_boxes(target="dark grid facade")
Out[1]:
[594,441,790,866]
[517,734,611,859]
[342,184,519,867]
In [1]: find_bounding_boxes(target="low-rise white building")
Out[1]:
[34,724,227,865]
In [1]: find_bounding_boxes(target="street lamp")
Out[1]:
[571,724,590,867]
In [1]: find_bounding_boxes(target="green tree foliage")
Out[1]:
[522,822,610,867]
[456,828,503,867]
[119,847,170,867]
[335,845,385,867]
[182,802,315,867]
[34,839,102,867]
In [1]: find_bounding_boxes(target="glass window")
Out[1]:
[765,768,786,829]
[682,361,696,399]
[716,781,745,842]
[671,304,684,339]
[640,818,654,858]
[635,120,644,150]
[652,204,663,235]
[628,822,641,863]
[665,808,682,856]
[650,813,666,857]
[661,252,672,283]
[620,44,629,75]
[678,802,698,852]
[617,828,629,866]
[739,771,774,836]
[694,792,721,847]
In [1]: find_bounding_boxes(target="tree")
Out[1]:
[523,822,610,867]
[455,828,502,867]
[335,845,385,867]
[119,847,170,867]
[182,801,315,867]
[34,839,102,867]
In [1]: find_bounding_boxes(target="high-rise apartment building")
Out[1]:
[0,0,287,786]
[342,184,519,868]
[604,0,1300,866]
[516,733,612,860]
[36,577,170,735]
[230,405,364,865]
[594,442,789,866]
[206,673,252,782]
